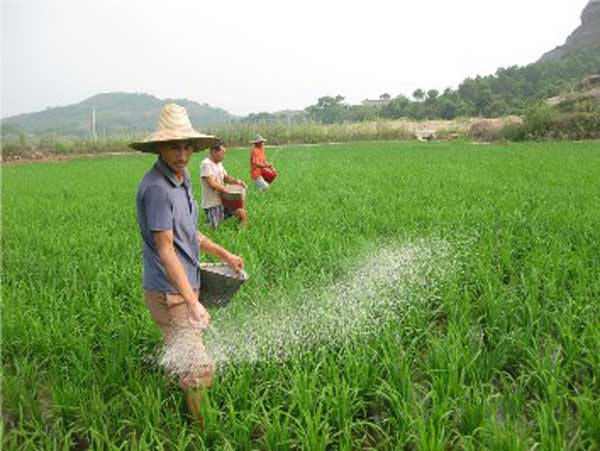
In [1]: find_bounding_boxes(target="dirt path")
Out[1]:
[1,151,137,166]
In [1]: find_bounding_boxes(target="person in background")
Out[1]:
[200,141,248,228]
[249,135,275,191]
[131,104,244,429]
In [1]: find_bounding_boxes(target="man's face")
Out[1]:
[157,140,194,175]
[211,145,226,163]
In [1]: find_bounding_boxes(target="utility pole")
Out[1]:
[91,106,97,141]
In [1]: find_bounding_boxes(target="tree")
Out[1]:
[382,95,411,119]
[347,105,381,122]
[412,89,425,101]
[305,95,349,124]
[427,89,439,101]
[436,97,459,119]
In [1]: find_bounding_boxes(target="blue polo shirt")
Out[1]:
[136,158,201,292]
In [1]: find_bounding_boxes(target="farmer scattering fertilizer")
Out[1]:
[131,104,245,429]
[250,135,277,190]
[200,141,248,229]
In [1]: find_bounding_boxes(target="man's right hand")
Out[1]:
[187,300,210,329]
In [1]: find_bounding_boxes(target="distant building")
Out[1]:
[361,93,392,107]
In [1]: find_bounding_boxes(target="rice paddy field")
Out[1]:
[2,141,600,450]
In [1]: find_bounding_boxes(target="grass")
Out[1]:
[2,141,600,449]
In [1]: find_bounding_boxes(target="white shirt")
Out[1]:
[200,157,228,209]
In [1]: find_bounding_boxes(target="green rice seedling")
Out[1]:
[3,141,600,449]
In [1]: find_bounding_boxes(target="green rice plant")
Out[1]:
[3,141,600,449]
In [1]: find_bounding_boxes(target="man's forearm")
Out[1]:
[197,231,244,273]
[209,181,227,193]
[198,232,231,260]
[204,176,227,193]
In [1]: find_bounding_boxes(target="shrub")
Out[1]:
[470,119,506,142]
[504,104,600,141]
[500,123,527,141]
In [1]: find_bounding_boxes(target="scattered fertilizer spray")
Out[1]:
[157,238,457,378]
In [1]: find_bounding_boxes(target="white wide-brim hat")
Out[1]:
[129,103,219,153]
[250,135,267,144]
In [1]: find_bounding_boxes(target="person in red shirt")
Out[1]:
[250,135,275,190]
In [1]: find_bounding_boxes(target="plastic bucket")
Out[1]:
[261,168,278,183]
[199,263,248,308]
[222,185,245,211]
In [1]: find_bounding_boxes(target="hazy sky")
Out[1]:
[1,0,590,118]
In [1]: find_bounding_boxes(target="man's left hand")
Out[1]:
[224,253,244,273]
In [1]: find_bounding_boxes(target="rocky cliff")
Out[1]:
[539,0,600,62]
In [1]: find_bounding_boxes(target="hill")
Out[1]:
[1,92,234,138]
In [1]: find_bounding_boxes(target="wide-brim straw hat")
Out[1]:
[250,135,267,144]
[129,103,219,153]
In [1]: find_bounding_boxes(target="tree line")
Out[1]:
[250,48,600,125]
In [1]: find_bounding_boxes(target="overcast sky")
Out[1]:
[1,0,590,118]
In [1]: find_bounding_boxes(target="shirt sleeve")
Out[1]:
[200,160,214,178]
[143,185,173,231]
[250,149,259,166]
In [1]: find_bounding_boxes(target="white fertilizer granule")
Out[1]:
[200,238,455,369]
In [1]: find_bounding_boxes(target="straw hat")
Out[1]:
[250,135,267,144]
[129,103,219,153]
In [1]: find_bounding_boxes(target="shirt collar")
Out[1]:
[155,157,189,187]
